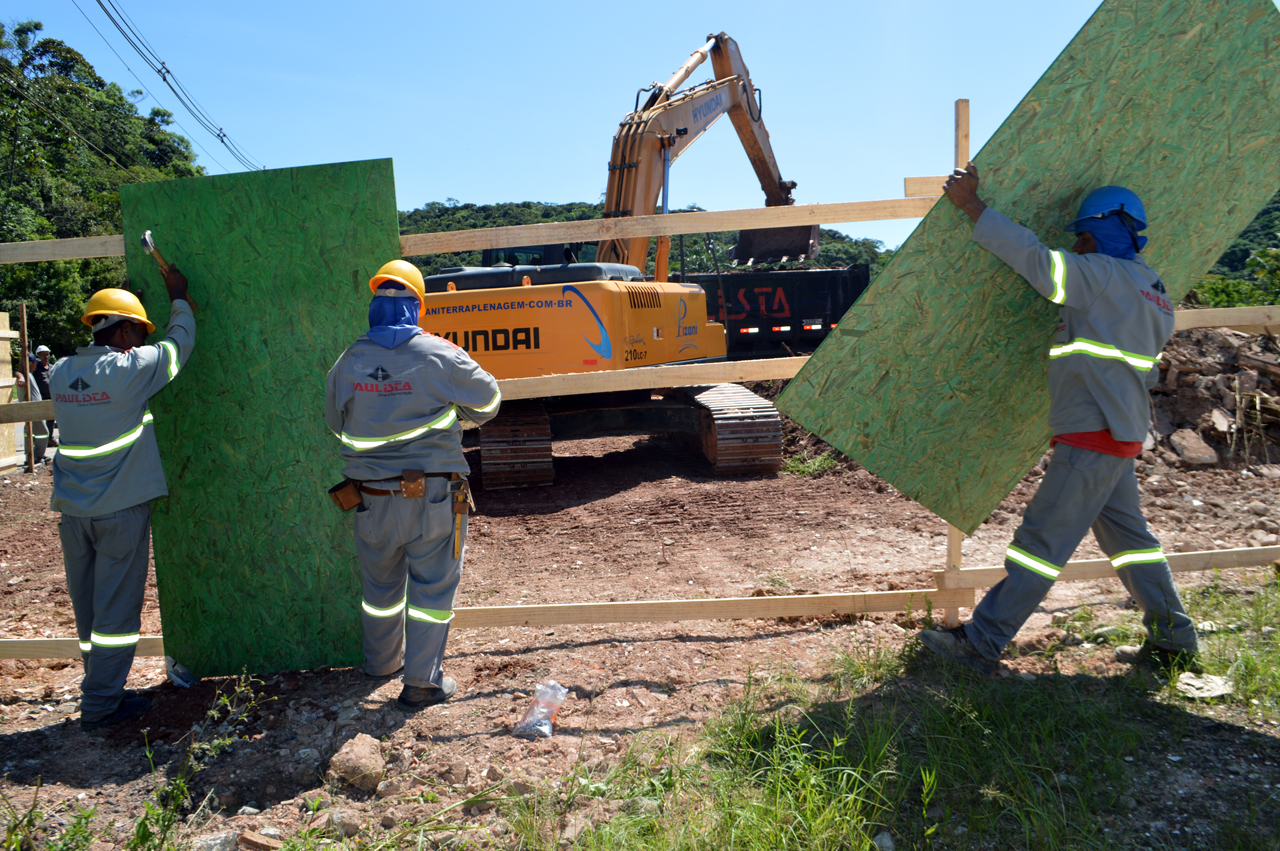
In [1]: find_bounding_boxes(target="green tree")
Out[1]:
[0,19,203,357]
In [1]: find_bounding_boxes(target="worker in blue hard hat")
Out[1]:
[921,164,1199,677]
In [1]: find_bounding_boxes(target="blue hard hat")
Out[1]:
[1068,186,1147,232]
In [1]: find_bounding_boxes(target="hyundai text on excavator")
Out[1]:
[418,33,815,488]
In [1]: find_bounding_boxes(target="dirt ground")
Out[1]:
[1,326,1279,847]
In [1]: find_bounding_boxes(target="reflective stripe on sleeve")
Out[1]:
[1005,545,1061,580]
[158,340,181,382]
[474,388,502,414]
[362,598,407,618]
[78,641,92,653]
[1048,339,1161,371]
[1049,250,1067,305]
[90,631,140,648]
[337,406,458,451]
[1110,548,1166,569]
[58,412,155,459]
[407,605,454,624]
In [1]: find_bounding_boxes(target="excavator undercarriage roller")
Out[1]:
[477,400,554,490]
[674,383,783,475]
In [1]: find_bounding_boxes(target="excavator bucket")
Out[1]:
[730,224,820,264]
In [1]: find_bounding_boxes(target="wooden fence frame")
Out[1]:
[0,545,1274,660]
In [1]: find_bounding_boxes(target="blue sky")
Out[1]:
[29,1,1141,248]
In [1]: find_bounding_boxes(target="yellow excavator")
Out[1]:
[598,31,817,272]
[420,33,808,487]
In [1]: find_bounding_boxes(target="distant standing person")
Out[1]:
[33,345,56,447]
[920,164,1200,676]
[10,359,49,464]
[50,271,195,731]
[325,260,500,711]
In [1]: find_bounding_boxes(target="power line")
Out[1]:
[68,0,231,174]
[0,67,139,180]
[92,0,265,171]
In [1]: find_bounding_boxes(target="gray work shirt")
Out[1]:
[972,209,1174,442]
[49,300,196,516]
[325,331,501,481]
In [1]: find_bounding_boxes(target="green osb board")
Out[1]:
[778,0,1280,535]
[119,160,401,675]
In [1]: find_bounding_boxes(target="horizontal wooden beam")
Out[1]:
[497,356,808,401]
[0,636,165,660]
[0,590,974,659]
[0,330,19,340]
[400,199,937,257]
[450,588,973,628]
[1175,304,1280,332]
[0,235,125,265]
[934,545,1280,590]
[904,176,950,197]
[0,400,53,425]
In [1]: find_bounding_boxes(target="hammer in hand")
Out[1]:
[141,230,197,310]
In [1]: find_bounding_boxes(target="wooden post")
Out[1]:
[940,98,971,629]
[0,312,13,472]
[18,303,32,474]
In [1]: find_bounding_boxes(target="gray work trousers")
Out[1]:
[355,477,465,689]
[968,443,1197,662]
[59,504,151,722]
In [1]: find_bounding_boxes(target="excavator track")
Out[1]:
[477,400,554,490]
[677,383,782,474]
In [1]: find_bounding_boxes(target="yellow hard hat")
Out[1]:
[369,260,426,320]
[81,288,155,334]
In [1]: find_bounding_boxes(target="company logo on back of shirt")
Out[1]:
[57,376,110,403]
[354,366,413,394]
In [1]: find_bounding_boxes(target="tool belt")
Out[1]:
[359,470,452,499]
[328,471,465,511]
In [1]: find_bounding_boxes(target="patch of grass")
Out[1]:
[501,574,1280,849]
[782,451,839,477]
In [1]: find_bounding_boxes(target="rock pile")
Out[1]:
[1152,327,1280,470]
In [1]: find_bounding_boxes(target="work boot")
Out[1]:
[919,624,999,676]
[396,677,457,711]
[1115,640,1203,675]
[81,694,150,733]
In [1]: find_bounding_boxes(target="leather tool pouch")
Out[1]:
[449,475,474,515]
[328,479,363,512]
[400,469,426,499]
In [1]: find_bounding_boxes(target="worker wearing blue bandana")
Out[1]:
[325,260,501,710]
[50,268,195,731]
[920,166,1199,676]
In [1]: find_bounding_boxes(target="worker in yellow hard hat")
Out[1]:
[49,266,197,732]
[325,259,500,711]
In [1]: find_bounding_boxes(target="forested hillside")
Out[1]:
[400,199,898,279]
[2,18,1277,358]
[0,20,202,353]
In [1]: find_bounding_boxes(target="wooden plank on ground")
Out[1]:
[777,0,1280,535]
[415,589,973,629]
[0,400,54,425]
[0,235,125,264]
[0,637,164,660]
[934,546,1280,590]
[498,356,809,401]
[0,592,974,659]
[1175,305,1280,331]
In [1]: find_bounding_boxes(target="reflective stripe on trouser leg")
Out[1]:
[968,444,1130,662]
[354,498,409,677]
[58,505,151,722]
[403,484,465,689]
[1090,466,1198,653]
